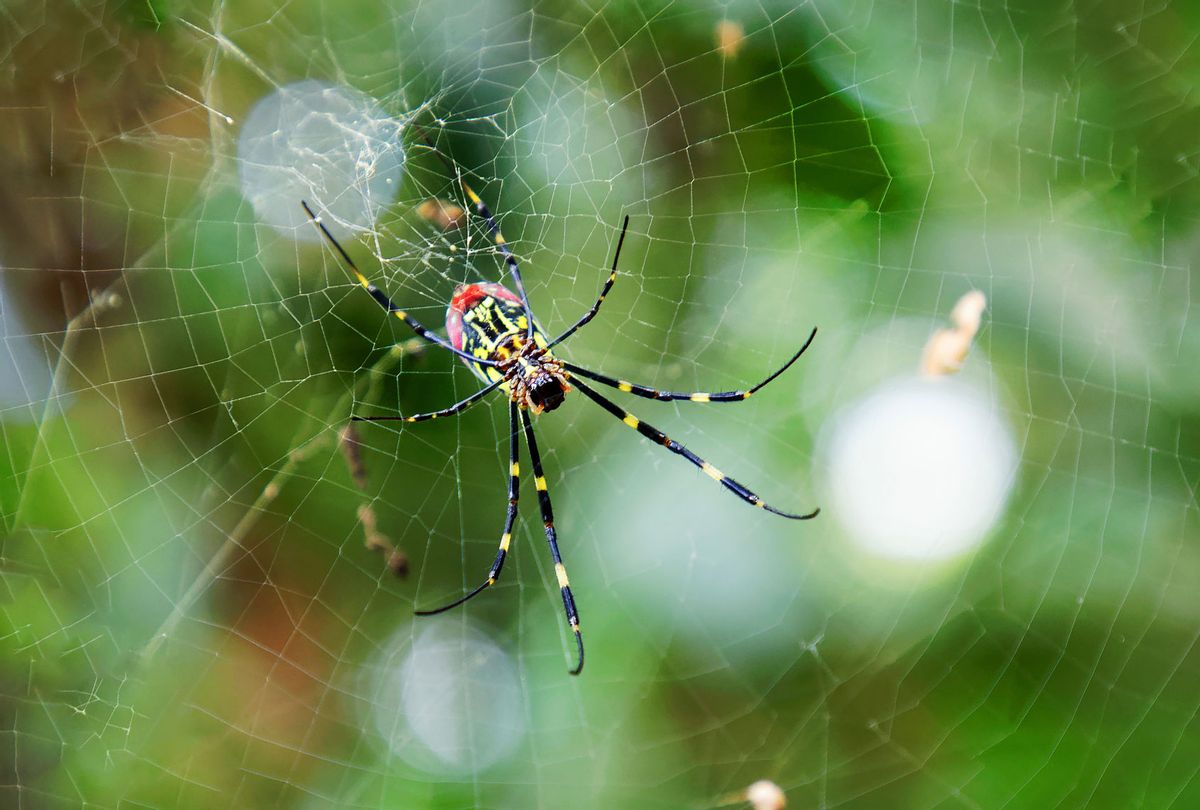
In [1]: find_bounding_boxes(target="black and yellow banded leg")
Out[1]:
[414,137,537,340]
[563,326,817,403]
[570,377,819,520]
[352,379,502,423]
[415,401,522,616]
[550,215,631,347]
[455,177,537,339]
[520,409,585,675]
[301,201,495,368]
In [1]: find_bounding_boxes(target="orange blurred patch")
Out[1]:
[417,198,466,231]
[715,20,746,59]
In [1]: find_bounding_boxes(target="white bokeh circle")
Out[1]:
[821,376,1017,561]
[237,79,406,239]
[368,622,525,774]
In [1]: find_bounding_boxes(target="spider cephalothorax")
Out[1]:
[497,343,570,414]
[302,138,819,676]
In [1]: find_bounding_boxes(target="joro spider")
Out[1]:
[301,144,818,675]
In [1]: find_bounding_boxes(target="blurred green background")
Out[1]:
[2,0,1199,807]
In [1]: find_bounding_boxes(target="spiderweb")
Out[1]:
[3,0,1199,807]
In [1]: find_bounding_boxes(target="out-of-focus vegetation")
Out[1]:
[1,1,1198,807]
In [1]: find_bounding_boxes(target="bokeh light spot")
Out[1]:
[822,377,1017,561]
[237,79,405,239]
[369,623,524,773]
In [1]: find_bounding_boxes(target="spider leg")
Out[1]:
[570,377,819,520]
[563,326,816,403]
[301,201,496,367]
[352,379,502,423]
[549,215,630,347]
[416,137,536,341]
[520,409,585,675]
[414,401,521,615]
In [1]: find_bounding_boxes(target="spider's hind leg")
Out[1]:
[570,377,819,520]
[413,401,522,615]
[520,409,585,675]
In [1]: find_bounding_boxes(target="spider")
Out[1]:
[301,142,818,675]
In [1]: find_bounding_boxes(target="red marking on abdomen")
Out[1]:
[445,282,525,351]
[450,282,522,314]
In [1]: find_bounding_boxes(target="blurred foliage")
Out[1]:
[1,0,1198,808]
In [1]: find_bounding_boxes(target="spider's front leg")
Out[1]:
[550,215,630,347]
[563,326,817,404]
[301,200,500,368]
